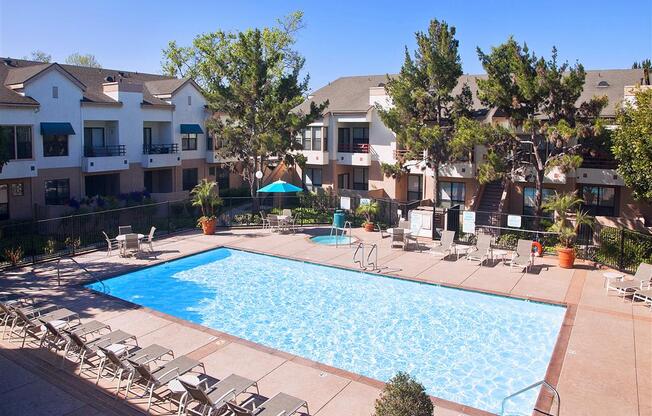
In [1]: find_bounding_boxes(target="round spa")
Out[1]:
[310,235,356,246]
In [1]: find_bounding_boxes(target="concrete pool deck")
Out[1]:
[0,226,650,416]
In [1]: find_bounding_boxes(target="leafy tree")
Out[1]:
[24,50,51,63]
[65,53,102,68]
[632,59,651,85]
[474,39,607,217]
[612,87,652,201]
[374,372,434,416]
[378,19,471,205]
[162,12,326,203]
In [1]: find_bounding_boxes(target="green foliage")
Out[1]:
[162,12,327,199]
[65,53,102,68]
[612,88,652,202]
[25,50,51,63]
[355,201,380,224]
[43,239,57,255]
[380,162,404,179]
[374,372,434,416]
[543,192,593,248]
[190,180,223,224]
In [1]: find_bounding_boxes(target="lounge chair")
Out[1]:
[102,231,120,256]
[431,230,455,259]
[9,307,79,347]
[607,263,652,300]
[65,328,137,374]
[391,228,405,250]
[178,374,259,416]
[121,233,141,257]
[466,233,493,265]
[1,298,57,339]
[633,288,652,311]
[118,225,132,235]
[42,319,109,355]
[507,239,535,272]
[225,392,309,416]
[125,355,205,412]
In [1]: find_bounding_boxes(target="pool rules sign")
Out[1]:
[462,211,476,234]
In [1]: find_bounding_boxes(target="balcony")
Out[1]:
[82,145,129,173]
[297,150,329,165]
[336,143,371,166]
[0,160,37,180]
[205,137,236,164]
[141,144,181,168]
[439,162,476,179]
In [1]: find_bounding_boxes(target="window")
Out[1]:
[523,187,555,216]
[407,174,423,201]
[144,170,173,193]
[209,166,216,176]
[353,167,368,191]
[352,127,369,144]
[0,185,7,220]
[217,168,229,190]
[580,186,616,216]
[84,127,105,149]
[143,127,152,148]
[338,128,350,152]
[43,134,68,157]
[323,127,328,151]
[52,86,58,99]
[302,128,312,151]
[312,127,322,151]
[304,168,322,191]
[182,168,199,191]
[187,96,192,106]
[182,134,197,150]
[45,179,70,205]
[338,173,350,190]
[439,182,465,208]
[11,183,24,196]
[0,125,32,160]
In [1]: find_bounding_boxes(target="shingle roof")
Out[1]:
[296,69,645,118]
[0,57,188,107]
[145,78,189,96]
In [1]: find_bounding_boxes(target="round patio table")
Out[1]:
[387,228,411,237]
[115,234,145,242]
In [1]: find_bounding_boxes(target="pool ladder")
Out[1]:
[330,220,353,247]
[353,243,378,271]
[500,379,560,416]
[55,256,109,295]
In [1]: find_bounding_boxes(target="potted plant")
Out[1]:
[543,192,593,269]
[190,179,223,235]
[356,201,379,232]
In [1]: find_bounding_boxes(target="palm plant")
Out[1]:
[355,201,380,225]
[190,179,222,226]
[543,192,593,249]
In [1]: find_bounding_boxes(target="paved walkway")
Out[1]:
[1,226,650,416]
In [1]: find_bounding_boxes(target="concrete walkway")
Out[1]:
[1,226,650,416]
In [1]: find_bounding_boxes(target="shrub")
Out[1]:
[4,246,24,266]
[374,372,434,416]
[43,239,57,255]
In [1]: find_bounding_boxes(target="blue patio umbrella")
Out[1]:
[256,180,303,193]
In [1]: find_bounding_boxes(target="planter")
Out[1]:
[557,247,576,269]
[200,218,217,235]
[364,222,375,232]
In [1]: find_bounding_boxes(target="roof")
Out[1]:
[295,69,645,118]
[0,57,195,107]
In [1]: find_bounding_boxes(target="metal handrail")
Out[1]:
[84,145,126,157]
[500,380,560,416]
[353,243,364,268]
[56,256,109,294]
[143,143,179,154]
[366,244,378,270]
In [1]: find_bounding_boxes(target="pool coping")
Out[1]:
[79,243,575,416]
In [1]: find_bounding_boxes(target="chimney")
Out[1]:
[102,79,143,101]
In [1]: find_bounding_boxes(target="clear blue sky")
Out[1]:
[1,0,650,90]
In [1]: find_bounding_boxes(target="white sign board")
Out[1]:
[359,198,371,206]
[462,211,476,234]
[340,196,351,210]
[507,215,522,228]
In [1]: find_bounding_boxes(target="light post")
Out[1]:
[255,170,263,210]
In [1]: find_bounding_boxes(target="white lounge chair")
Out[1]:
[431,230,456,259]
[607,263,652,300]
[466,233,493,265]
[633,288,652,311]
[225,392,309,416]
[178,373,260,416]
[507,239,535,272]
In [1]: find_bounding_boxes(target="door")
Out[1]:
[143,127,152,149]
[0,184,8,220]
[407,174,423,201]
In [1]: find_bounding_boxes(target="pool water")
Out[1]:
[89,248,565,414]
[309,235,355,245]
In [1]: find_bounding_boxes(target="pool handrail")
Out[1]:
[500,379,560,416]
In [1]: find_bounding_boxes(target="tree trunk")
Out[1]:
[433,162,440,207]
[531,129,545,229]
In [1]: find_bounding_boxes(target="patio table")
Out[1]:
[115,234,145,242]
[603,271,625,292]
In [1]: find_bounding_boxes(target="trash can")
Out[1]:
[333,210,345,229]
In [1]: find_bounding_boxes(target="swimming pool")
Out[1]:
[309,235,356,245]
[89,248,565,414]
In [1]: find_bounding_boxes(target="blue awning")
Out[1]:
[40,122,75,136]
[180,124,203,134]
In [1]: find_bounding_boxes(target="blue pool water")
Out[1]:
[89,248,565,414]
[309,235,356,245]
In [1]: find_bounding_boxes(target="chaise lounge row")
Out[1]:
[0,294,310,415]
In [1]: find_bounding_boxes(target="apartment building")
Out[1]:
[294,70,652,227]
[0,58,240,221]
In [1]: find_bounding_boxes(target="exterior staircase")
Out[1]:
[476,180,504,226]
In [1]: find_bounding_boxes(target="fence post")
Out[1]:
[31,220,36,265]
[618,228,625,270]
[167,201,171,234]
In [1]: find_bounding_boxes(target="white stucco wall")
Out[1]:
[171,83,208,161]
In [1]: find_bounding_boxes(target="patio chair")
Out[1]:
[121,233,141,257]
[633,288,652,311]
[398,219,410,230]
[144,226,156,253]
[431,230,456,259]
[65,328,137,374]
[259,211,270,230]
[225,392,309,416]
[267,215,280,232]
[125,355,205,412]
[118,225,132,235]
[607,263,652,300]
[507,239,535,272]
[102,231,120,256]
[405,228,422,252]
[466,233,493,265]
[178,373,259,416]
[286,214,299,234]
[391,228,405,250]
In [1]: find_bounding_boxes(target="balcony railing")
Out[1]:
[143,144,179,155]
[581,157,619,169]
[338,143,369,153]
[84,145,126,157]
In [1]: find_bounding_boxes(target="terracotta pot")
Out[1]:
[364,222,375,232]
[201,218,217,235]
[557,247,575,269]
